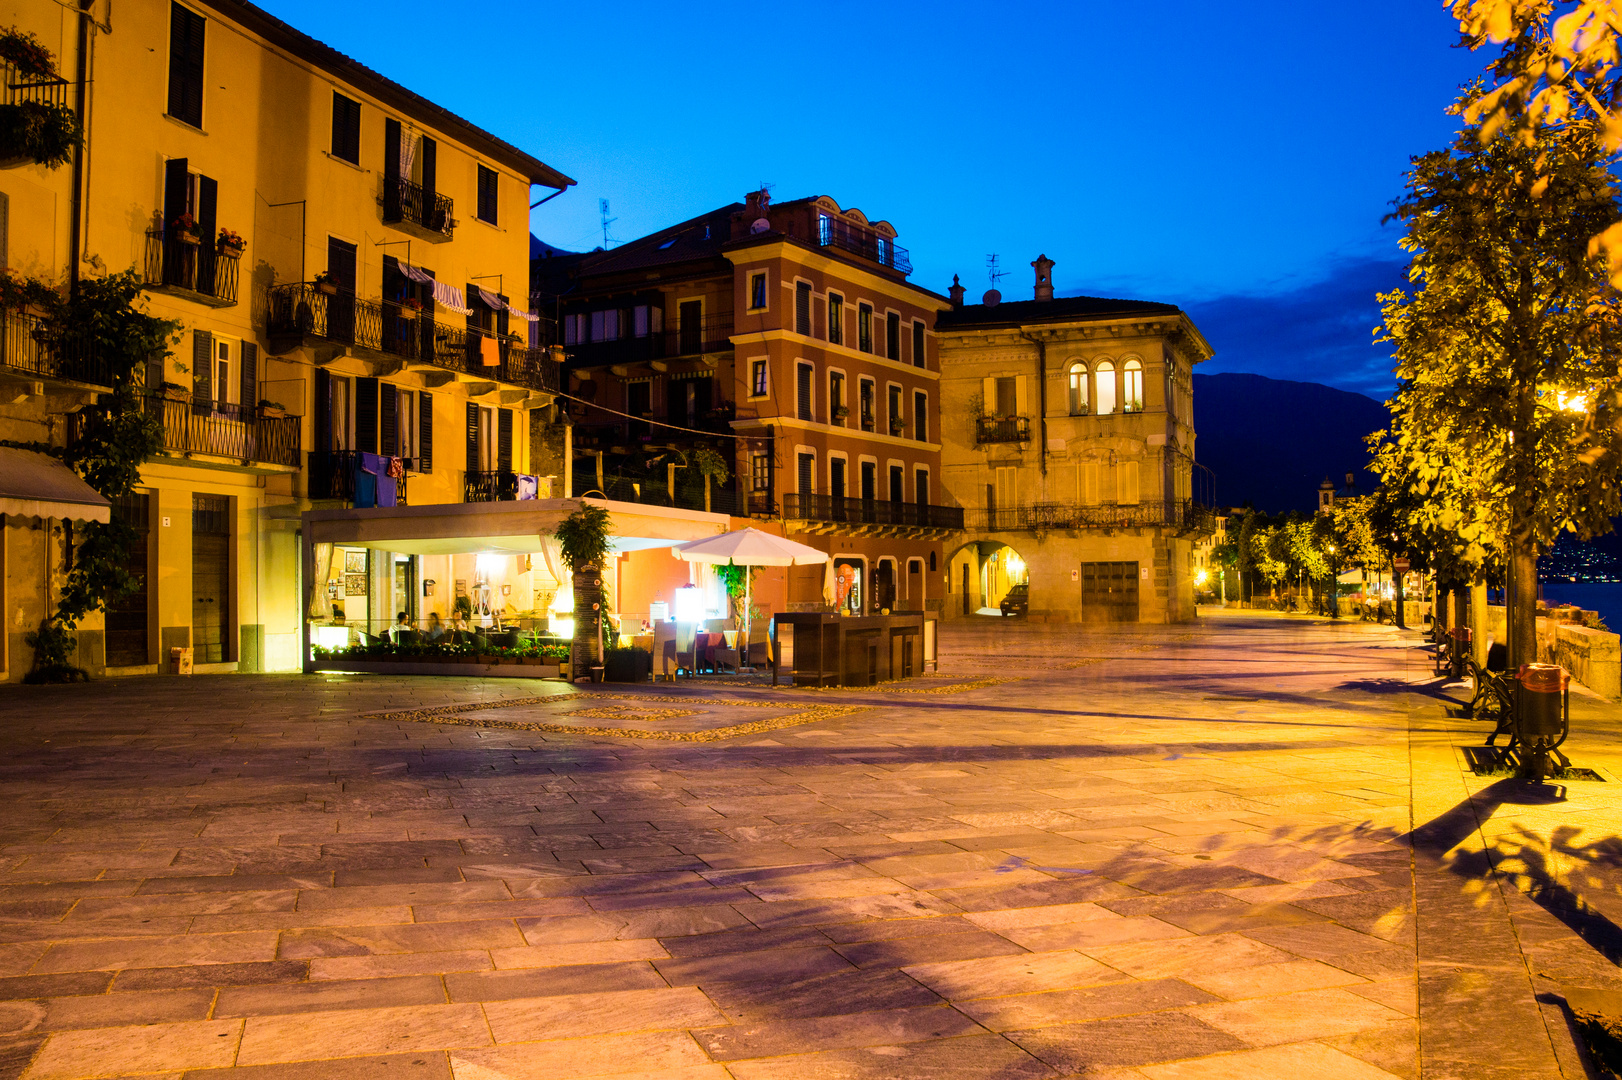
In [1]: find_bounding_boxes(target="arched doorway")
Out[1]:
[946,540,1029,618]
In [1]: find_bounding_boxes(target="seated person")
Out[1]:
[424,612,445,641]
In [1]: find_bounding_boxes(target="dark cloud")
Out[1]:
[1177,256,1407,401]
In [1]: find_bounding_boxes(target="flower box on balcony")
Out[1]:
[161,382,189,403]
[257,404,287,420]
[832,406,850,419]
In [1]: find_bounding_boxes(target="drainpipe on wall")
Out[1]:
[68,1,94,293]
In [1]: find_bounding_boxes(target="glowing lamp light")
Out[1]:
[674,584,705,623]
[548,615,576,638]
[476,552,501,576]
[1194,569,1209,587]
[314,625,349,649]
[1004,550,1028,583]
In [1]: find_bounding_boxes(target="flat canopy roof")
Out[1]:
[300,497,731,556]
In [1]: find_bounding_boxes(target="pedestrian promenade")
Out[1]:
[0,611,1618,1078]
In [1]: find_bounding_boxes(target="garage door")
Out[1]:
[1080,561,1139,624]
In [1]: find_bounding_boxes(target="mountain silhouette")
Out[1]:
[1193,372,1388,515]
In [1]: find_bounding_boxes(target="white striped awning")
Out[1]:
[0,447,109,522]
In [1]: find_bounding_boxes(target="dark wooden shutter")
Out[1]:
[795,281,811,335]
[478,166,497,224]
[331,92,360,164]
[240,342,256,408]
[195,174,217,296]
[383,118,401,180]
[912,320,925,368]
[162,158,188,231]
[355,377,378,453]
[420,137,436,201]
[418,391,433,472]
[167,3,205,127]
[497,408,513,471]
[314,367,330,452]
[887,312,901,361]
[191,330,212,414]
[379,383,398,457]
[796,364,812,421]
[466,402,480,473]
[496,294,509,340]
[693,376,712,418]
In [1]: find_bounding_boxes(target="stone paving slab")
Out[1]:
[0,613,1619,1076]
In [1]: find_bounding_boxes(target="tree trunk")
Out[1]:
[1393,565,1406,629]
[572,564,602,676]
[1471,578,1489,667]
[1509,542,1538,670]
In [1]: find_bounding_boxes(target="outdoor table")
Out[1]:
[770,612,925,687]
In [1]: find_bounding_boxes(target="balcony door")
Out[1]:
[327,237,357,343]
[679,300,702,355]
[860,461,876,503]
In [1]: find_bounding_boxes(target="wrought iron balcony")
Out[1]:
[308,449,410,505]
[783,493,963,531]
[0,307,112,387]
[3,62,69,109]
[562,312,733,366]
[382,175,454,241]
[817,217,911,275]
[973,500,1215,534]
[465,470,522,503]
[266,283,559,397]
[68,394,300,469]
[976,416,1030,444]
[143,230,240,306]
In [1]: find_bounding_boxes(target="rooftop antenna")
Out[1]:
[986,254,1007,287]
[599,198,617,249]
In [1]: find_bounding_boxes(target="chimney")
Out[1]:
[1345,472,1354,488]
[1032,254,1054,301]
[948,274,965,307]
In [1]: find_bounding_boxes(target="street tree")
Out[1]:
[1377,100,1622,666]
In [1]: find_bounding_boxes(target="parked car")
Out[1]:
[999,582,1029,616]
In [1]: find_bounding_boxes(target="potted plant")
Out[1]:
[216,228,245,256]
[257,399,287,419]
[398,296,422,321]
[832,405,850,419]
[0,27,59,79]
[554,502,614,682]
[889,417,906,434]
[170,213,200,244]
[161,380,189,403]
[313,270,338,296]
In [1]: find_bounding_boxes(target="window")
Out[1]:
[167,3,206,128]
[827,292,843,345]
[1123,359,1143,412]
[476,165,498,224]
[1119,460,1141,504]
[889,464,904,502]
[876,236,890,265]
[886,312,901,360]
[797,452,815,494]
[396,389,417,463]
[929,550,937,572]
[888,385,903,434]
[797,363,813,421]
[214,339,231,410]
[330,376,351,451]
[912,320,925,368]
[589,309,621,342]
[915,468,929,507]
[751,453,770,492]
[1068,362,1089,415]
[829,372,845,424]
[995,376,1017,418]
[914,390,928,441]
[331,92,361,164]
[562,313,585,344]
[795,281,811,335]
[750,359,769,398]
[818,213,832,246]
[749,272,767,311]
[858,303,873,353]
[1095,360,1117,415]
[830,456,847,497]
[859,379,875,431]
[860,460,876,500]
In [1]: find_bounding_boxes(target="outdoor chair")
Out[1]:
[663,622,698,679]
[1465,637,1515,740]
[716,630,770,673]
[652,621,676,681]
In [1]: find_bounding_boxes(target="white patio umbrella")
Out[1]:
[670,527,829,656]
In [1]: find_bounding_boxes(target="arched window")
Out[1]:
[1123,359,1143,412]
[1095,360,1116,416]
[1067,362,1088,415]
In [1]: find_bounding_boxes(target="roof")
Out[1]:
[936,293,1183,330]
[199,0,574,190]
[0,447,110,522]
[573,205,743,278]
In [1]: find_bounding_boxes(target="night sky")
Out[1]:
[258,0,1486,399]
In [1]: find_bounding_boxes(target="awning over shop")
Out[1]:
[0,447,110,523]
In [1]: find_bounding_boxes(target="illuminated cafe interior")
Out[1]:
[299,498,757,666]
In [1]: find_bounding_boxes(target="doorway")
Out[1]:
[191,494,230,663]
[1080,561,1139,624]
[833,556,864,615]
[106,493,150,666]
[873,559,896,613]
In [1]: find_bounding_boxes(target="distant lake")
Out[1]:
[1541,583,1622,631]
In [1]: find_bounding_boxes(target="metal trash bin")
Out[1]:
[169,647,193,675]
[1516,663,1569,779]
[1449,626,1473,679]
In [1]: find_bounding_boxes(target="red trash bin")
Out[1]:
[1516,663,1568,742]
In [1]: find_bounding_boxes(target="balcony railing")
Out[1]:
[143,230,240,306]
[782,493,964,531]
[972,500,1215,533]
[568,467,746,516]
[68,394,301,469]
[976,416,1030,444]
[382,176,454,240]
[266,283,559,397]
[464,470,522,503]
[3,63,68,109]
[308,450,410,505]
[562,312,734,366]
[817,217,912,275]
[0,307,112,387]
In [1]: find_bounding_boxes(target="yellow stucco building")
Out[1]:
[0,0,571,679]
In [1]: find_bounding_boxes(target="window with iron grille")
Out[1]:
[331,92,361,164]
[477,166,498,224]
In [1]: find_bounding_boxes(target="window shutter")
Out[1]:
[421,136,436,200]
[466,402,479,474]
[239,341,256,410]
[981,377,996,417]
[912,321,925,368]
[1120,462,1141,505]
[497,408,513,471]
[383,119,401,180]
[167,3,205,127]
[195,174,217,296]
[355,377,378,454]
[162,158,188,231]
[417,391,433,472]
[191,330,212,414]
[0,190,10,269]
[331,92,360,164]
[314,367,330,452]
[379,383,398,457]
[795,282,810,336]
[1015,375,1028,416]
[914,391,927,442]
[796,364,812,421]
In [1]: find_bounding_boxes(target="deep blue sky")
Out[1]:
[261,0,1485,398]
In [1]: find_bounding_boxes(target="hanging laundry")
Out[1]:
[395,261,471,314]
[474,285,503,309]
[504,299,540,322]
[479,335,499,366]
[515,474,538,500]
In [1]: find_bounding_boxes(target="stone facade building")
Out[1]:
[934,258,1214,623]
